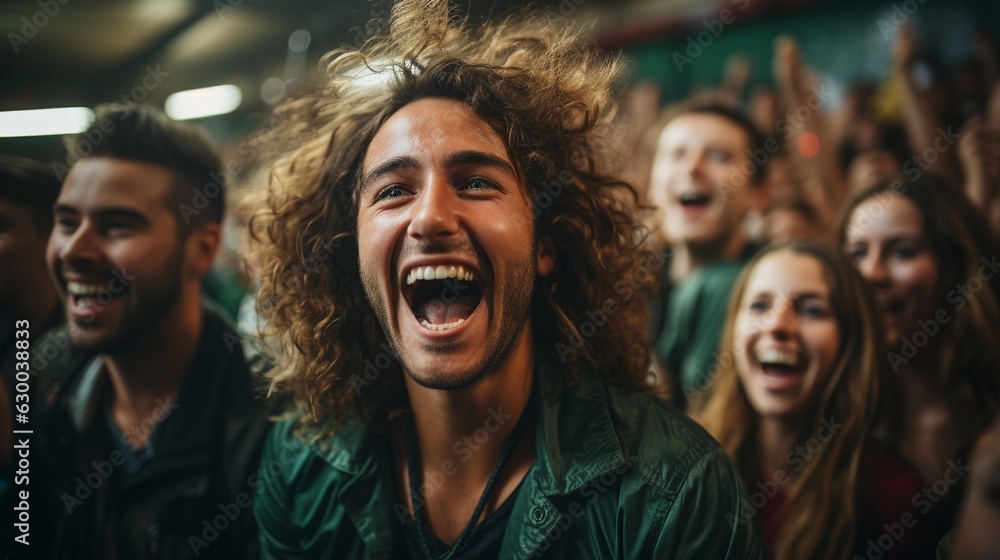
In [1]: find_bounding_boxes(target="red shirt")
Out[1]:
[756,446,936,559]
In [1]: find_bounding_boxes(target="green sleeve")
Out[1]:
[655,446,764,559]
[254,420,307,559]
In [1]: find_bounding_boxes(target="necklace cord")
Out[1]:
[404,395,536,560]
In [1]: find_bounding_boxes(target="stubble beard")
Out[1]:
[67,249,184,356]
[361,245,537,391]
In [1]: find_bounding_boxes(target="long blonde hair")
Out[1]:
[694,242,887,560]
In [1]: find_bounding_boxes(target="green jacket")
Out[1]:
[254,359,764,559]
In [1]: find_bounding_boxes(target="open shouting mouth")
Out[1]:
[755,347,808,391]
[676,191,714,219]
[402,263,484,332]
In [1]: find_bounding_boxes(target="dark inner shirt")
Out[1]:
[400,476,525,560]
[102,393,156,475]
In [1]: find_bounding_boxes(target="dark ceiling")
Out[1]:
[4,0,936,162]
[0,0,741,159]
[0,0,717,112]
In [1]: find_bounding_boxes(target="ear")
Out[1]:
[536,234,556,277]
[183,221,222,281]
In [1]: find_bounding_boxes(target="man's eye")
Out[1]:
[104,220,138,234]
[463,177,498,191]
[706,149,732,163]
[56,218,78,231]
[374,185,407,201]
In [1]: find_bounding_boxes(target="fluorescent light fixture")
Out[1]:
[0,107,94,138]
[165,84,242,120]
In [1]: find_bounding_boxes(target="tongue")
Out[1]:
[762,364,802,376]
[419,295,479,325]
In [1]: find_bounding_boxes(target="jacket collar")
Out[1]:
[304,351,629,560]
[531,353,625,495]
[59,307,235,457]
[310,351,626,495]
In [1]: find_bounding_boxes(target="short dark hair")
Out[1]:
[0,154,61,232]
[658,95,768,184]
[67,104,225,232]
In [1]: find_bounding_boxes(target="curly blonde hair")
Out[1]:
[246,0,655,432]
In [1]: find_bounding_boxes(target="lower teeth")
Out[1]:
[419,318,465,331]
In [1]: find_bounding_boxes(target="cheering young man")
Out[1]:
[249,1,763,558]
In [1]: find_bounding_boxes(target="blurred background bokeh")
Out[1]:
[1,0,998,174]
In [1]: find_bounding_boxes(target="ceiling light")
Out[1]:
[0,107,94,137]
[164,84,242,120]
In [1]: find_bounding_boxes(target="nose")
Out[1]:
[407,175,459,242]
[856,253,890,288]
[680,151,705,179]
[56,220,102,265]
[763,297,796,340]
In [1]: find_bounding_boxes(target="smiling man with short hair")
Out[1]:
[648,98,770,407]
[34,104,269,560]
[249,2,763,559]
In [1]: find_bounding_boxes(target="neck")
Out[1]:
[399,322,538,544]
[757,416,799,481]
[670,231,745,281]
[406,324,536,483]
[104,294,203,447]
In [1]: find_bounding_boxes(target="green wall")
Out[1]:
[624,0,1000,103]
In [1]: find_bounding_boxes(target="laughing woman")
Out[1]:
[693,242,934,560]
[840,175,1000,536]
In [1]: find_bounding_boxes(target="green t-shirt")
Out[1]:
[656,246,757,408]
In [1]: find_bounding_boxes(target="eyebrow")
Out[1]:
[359,150,517,195]
[53,203,77,216]
[750,290,830,301]
[845,234,925,245]
[360,155,419,195]
[54,204,150,226]
[444,150,516,177]
[791,292,830,301]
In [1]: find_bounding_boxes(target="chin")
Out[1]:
[404,366,489,391]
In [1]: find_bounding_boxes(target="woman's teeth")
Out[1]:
[756,349,801,368]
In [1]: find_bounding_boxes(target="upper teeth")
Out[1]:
[757,349,800,367]
[67,281,107,296]
[406,265,477,286]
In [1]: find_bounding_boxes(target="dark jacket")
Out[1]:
[33,307,271,560]
[254,356,764,559]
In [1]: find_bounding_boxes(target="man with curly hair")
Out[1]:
[249,1,763,558]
